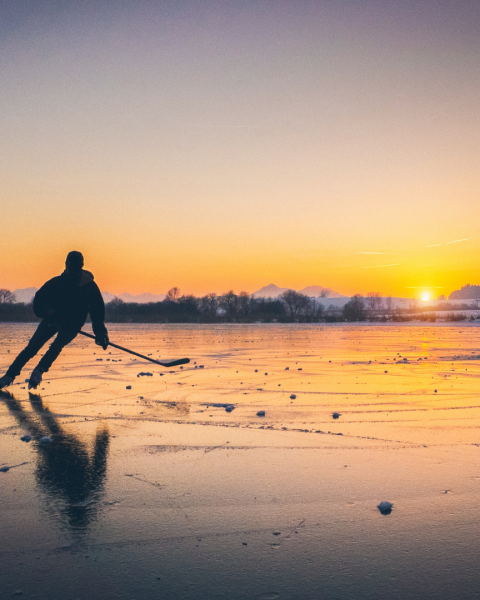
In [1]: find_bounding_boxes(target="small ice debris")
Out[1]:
[39,436,52,444]
[377,501,393,514]
[384,370,388,373]
[434,389,437,393]
[12,590,23,596]
[199,365,204,369]
[332,412,341,419]
[126,385,132,389]
[225,405,235,413]
[298,368,302,371]
[257,410,266,417]
[0,466,10,472]
[290,394,296,399]
[285,367,289,370]
[255,369,258,372]
[20,434,32,442]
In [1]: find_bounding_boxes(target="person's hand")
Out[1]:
[95,333,109,350]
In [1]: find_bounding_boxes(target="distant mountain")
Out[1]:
[103,292,166,303]
[13,288,38,303]
[252,283,346,299]
[102,292,116,303]
[252,284,291,298]
[112,292,166,303]
[298,285,347,298]
[11,287,165,304]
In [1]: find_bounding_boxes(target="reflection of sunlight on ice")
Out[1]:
[1,322,480,450]
[422,335,429,355]
[1,322,480,599]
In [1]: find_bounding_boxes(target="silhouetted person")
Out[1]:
[0,251,108,390]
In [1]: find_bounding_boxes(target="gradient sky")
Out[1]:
[1,0,479,298]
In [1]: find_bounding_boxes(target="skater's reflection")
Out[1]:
[0,390,109,532]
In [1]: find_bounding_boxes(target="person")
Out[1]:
[0,251,109,390]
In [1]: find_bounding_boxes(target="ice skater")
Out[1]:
[0,251,109,390]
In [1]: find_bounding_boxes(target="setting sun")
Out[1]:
[421,293,431,302]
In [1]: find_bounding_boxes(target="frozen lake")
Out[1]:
[1,323,480,599]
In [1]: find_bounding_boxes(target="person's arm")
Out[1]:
[88,283,109,349]
[33,280,57,321]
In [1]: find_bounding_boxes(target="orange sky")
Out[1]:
[1,1,479,299]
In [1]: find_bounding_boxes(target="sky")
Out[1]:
[1,0,479,299]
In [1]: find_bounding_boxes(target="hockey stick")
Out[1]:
[78,331,190,367]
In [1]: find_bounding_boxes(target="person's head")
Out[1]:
[65,251,84,274]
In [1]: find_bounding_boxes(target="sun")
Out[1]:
[421,292,431,302]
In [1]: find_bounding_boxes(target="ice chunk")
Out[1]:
[377,501,393,514]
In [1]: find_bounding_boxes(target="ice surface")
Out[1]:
[1,322,480,599]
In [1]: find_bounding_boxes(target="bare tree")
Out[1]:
[281,290,310,320]
[237,291,251,320]
[219,291,239,321]
[109,297,124,306]
[305,297,325,321]
[0,289,15,304]
[166,287,181,302]
[199,293,218,321]
[366,292,382,319]
[342,295,366,321]
[385,296,393,316]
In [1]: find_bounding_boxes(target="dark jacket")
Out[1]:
[33,270,107,336]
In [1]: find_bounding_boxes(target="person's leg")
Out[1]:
[5,321,57,379]
[28,328,79,390]
[35,328,79,374]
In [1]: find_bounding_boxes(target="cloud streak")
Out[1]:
[424,237,476,248]
[361,263,401,269]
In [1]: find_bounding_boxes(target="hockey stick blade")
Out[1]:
[156,357,190,367]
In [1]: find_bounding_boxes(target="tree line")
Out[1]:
[0,287,478,323]
[104,288,328,323]
[0,287,328,323]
